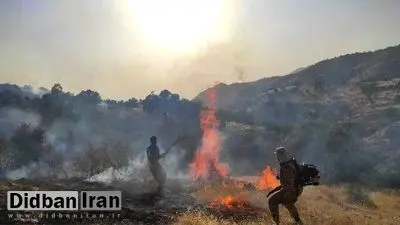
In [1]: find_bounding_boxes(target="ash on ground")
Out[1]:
[0,178,202,225]
[0,178,267,225]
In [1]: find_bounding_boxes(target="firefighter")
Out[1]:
[268,147,303,225]
[146,136,167,193]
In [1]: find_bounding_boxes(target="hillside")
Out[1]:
[0,45,399,190]
[195,44,400,187]
[195,44,400,124]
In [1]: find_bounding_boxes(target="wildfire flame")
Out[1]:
[256,166,280,190]
[210,195,246,208]
[189,88,228,180]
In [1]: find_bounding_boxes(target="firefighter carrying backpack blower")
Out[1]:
[267,147,320,225]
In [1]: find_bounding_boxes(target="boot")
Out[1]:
[271,217,279,225]
[270,219,279,225]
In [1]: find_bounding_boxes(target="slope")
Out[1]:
[194,44,400,187]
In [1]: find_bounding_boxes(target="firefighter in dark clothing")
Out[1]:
[268,147,303,225]
[146,136,167,193]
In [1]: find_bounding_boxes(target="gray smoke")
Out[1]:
[87,147,189,184]
[0,108,41,139]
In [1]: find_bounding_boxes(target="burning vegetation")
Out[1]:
[256,166,280,190]
[188,88,281,215]
[1,49,400,223]
[1,86,399,225]
[207,195,267,221]
[210,195,246,209]
[189,87,229,181]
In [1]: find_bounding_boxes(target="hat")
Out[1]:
[275,147,291,163]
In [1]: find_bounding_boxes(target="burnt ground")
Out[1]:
[0,178,199,225]
[0,178,267,225]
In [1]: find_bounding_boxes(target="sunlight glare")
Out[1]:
[120,0,236,55]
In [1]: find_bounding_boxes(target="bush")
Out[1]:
[72,143,132,178]
[10,124,50,167]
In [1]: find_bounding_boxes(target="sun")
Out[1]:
[120,0,236,55]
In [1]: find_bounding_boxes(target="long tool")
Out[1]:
[160,134,188,159]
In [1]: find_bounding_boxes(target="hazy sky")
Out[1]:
[1,0,399,100]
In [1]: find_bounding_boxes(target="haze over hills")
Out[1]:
[195,44,400,114]
[0,44,399,188]
[195,44,400,131]
[195,44,400,187]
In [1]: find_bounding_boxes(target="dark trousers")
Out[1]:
[267,186,302,224]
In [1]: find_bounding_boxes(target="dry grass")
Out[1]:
[173,185,400,225]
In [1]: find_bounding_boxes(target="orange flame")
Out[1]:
[210,195,246,208]
[189,88,228,180]
[256,166,280,190]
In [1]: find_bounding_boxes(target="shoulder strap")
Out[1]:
[293,159,300,172]
[292,159,302,187]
